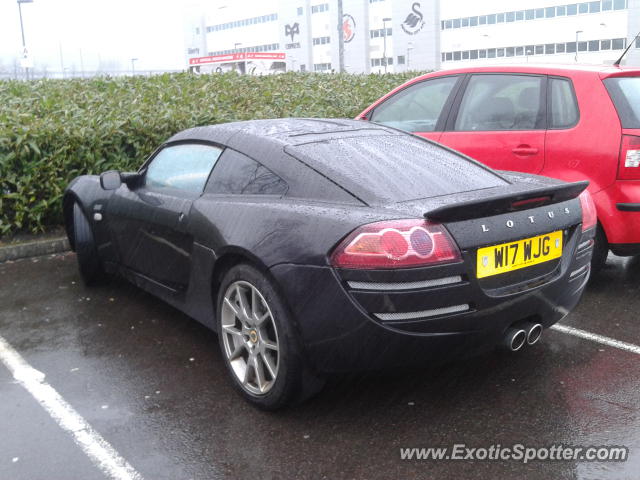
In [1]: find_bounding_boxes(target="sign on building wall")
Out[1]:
[393,0,440,70]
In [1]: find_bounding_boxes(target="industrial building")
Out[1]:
[183,0,640,74]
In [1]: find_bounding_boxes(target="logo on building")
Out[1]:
[342,14,356,43]
[285,23,300,42]
[401,2,425,35]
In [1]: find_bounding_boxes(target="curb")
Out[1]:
[0,237,70,263]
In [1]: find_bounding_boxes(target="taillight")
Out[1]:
[330,219,461,269]
[618,135,640,180]
[578,190,597,232]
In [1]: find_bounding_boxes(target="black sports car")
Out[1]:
[64,118,596,409]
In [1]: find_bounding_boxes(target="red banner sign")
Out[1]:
[189,52,286,65]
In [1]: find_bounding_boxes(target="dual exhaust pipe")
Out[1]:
[503,322,543,352]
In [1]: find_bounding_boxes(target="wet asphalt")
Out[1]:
[0,252,639,480]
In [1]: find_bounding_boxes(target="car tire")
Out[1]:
[72,202,104,285]
[590,224,608,275]
[216,263,324,410]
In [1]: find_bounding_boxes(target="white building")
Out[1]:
[183,0,640,74]
[440,0,640,68]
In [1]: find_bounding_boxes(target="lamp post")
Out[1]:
[17,0,33,80]
[382,17,391,73]
[131,58,138,76]
[575,30,583,62]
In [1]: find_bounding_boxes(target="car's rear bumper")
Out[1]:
[270,228,594,374]
[593,181,640,249]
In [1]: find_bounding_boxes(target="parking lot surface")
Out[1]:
[1,252,639,480]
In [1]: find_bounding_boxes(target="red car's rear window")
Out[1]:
[603,76,640,128]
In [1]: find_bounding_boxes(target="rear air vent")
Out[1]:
[347,275,462,291]
[375,304,470,322]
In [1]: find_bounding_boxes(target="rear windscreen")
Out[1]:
[603,76,640,128]
[287,134,508,203]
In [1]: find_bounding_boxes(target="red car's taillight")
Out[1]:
[617,135,640,180]
[578,190,597,232]
[330,219,461,269]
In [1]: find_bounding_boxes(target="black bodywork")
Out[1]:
[64,119,594,373]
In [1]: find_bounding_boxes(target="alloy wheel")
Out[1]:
[221,281,280,395]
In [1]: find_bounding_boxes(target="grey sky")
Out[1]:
[0,0,190,72]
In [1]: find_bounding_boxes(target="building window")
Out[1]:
[470,50,479,59]
[506,47,515,57]
[578,2,589,14]
[312,36,331,45]
[566,4,578,14]
[612,38,626,49]
[370,28,392,38]
[515,47,524,56]
[525,9,534,20]
[545,44,555,54]
[397,55,405,65]
[602,0,613,9]
[311,3,329,14]
[497,13,504,22]
[557,5,566,15]
[297,7,303,15]
[588,40,600,51]
[470,16,478,26]
[535,8,544,18]
[546,6,556,17]
[613,0,627,9]
[556,43,566,53]
[206,13,278,33]
[313,63,331,71]
[516,11,524,20]
[371,57,393,66]
[462,51,470,59]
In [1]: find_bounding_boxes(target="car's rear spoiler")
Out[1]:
[424,181,588,223]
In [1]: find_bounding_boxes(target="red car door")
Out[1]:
[439,73,546,174]
[367,75,463,143]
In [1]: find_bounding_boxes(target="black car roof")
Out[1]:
[167,118,403,146]
[168,118,507,204]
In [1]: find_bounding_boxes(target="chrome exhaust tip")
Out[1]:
[504,328,527,352]
[526,323,543,345]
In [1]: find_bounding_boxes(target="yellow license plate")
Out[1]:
[476,231,563,279]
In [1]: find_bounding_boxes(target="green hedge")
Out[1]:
[0,71,422,235]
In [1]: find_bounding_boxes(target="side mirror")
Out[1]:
[100,170,122,190]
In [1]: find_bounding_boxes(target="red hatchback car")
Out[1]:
[359,65,640,271]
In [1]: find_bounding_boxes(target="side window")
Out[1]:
[145,143,222,193]
[549,78,579,128]
[205,149,288,195]
[455,74,544,131]
[370,76,459,133]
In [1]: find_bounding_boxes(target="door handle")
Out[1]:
[512,145,539,156]
[178,212,186,222]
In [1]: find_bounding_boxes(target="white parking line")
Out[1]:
[0,335,143,480]
[551,324,640,355]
